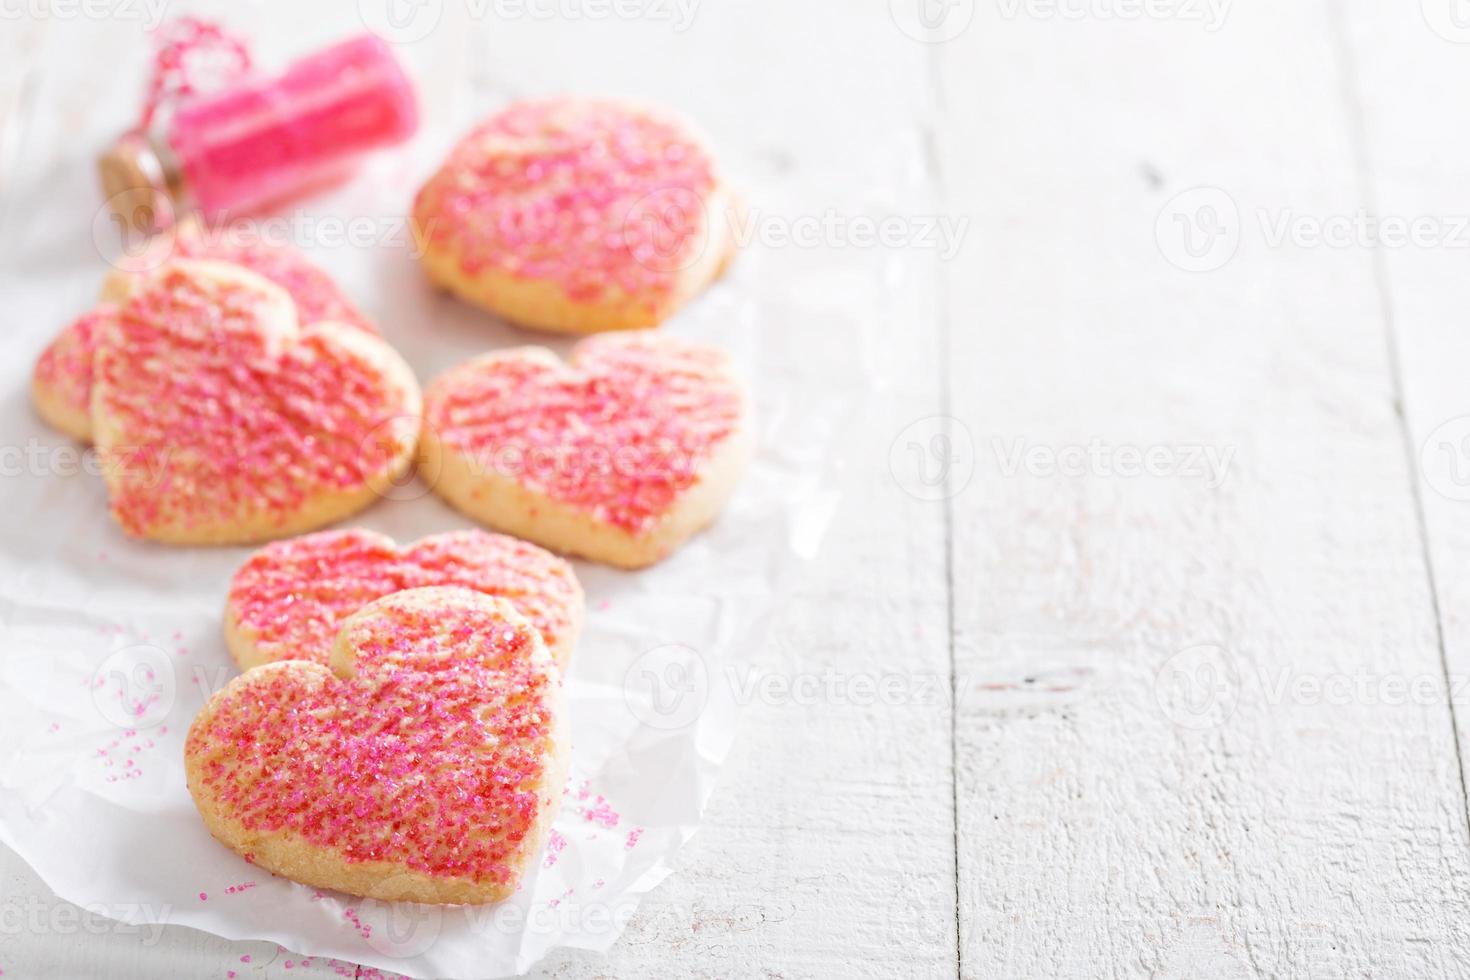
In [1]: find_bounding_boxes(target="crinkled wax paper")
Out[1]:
[0,151,848,976]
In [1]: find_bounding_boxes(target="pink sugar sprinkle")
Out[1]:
[415,97,718,307]
[93,264,411,538]
[423,333,744,533]
[33,307,113,422]
[543,829,567,868]
[35,229,374,428]
[187,589,561,887]
[240,954,251,963]
[582,795,619,829]
[198,892,207,901]
[625,827,644,850]
[227,528,579,671]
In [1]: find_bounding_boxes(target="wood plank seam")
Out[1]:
[925,37,967,980]
[1324,0,1470,835]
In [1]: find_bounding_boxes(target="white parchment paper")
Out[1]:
[0,131,848,978]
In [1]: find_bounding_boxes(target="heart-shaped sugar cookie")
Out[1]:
[33,228,373,443]
[186,587,567,905]
[412,97,739,334]
[32,305,116,442]
[102,222,377,334]
[226,528,583,671]
[420,331,751,568]
[93,260,420,545]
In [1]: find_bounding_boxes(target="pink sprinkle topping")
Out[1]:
[125,223,376,334]
[581,795,619,829]
[543,829,567,868]
[187,589,561,885]
[415,97,718,306]
[228,528,580,668]
[33,305,115,422]
[92,263,415,537]
[34,229,372,429]
[625,827,643,850]
[424,332,745,532]
[198,892,208,901]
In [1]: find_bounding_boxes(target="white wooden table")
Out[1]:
[5,1,1470,977]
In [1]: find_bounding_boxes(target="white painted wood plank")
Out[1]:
[1339,0,1470,827]
[0,15,47,208]
[0,847,353,980]
[483,4,961,978]
[937,4,1470,978]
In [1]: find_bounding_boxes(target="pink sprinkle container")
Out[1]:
[100,34,418,230]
